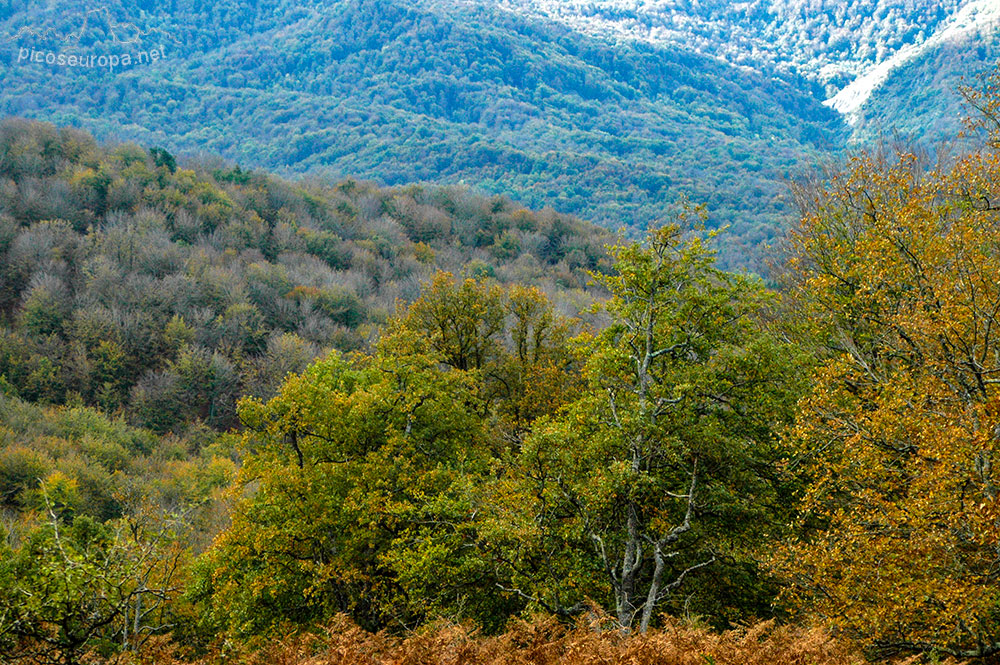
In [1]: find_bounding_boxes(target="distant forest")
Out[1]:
[0,0,847,270]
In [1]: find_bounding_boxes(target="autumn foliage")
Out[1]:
[127,616,876,665]
[8,66,1000,665]
[776,100,1000,656]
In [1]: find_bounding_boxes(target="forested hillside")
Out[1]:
[488,0,1000,137]
[4,74,1000,663]
[0,0,845,270]
[489,0,971,91]
[2,0,995,272]
[850,26,1000,145]
[0,118,608,434]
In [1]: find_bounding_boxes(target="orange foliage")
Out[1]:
[118,618,947,665]
[776,141,1000,656]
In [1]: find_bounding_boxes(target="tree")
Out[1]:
[193,344,507,635]
[399,272,505,372]
[961,66,1000,149]
[0,496,184,665]
[395,273,578,443]
[89,340,129,411]
[149,147,177,174]
[483,221,800,633]
[777,136,1000,657]
[19,277,70,338]
[491,284,578,440]
[193,275,583,636]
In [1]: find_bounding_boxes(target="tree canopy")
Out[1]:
[775,79,1000,658]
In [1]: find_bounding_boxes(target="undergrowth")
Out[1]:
[124,617,954,665]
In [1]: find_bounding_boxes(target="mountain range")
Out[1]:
[483,0,1000,118]
[0,0,998,269]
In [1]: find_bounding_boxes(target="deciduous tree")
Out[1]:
[778,127,1000,657]
[484,221,800,633]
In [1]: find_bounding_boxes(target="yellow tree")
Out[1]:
[779,102,1000,657]
[394,272,578,446]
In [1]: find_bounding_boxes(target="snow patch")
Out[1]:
[825,0,1000,122]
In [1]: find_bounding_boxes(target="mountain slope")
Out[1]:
[483,0,1000,142]
[0,0,846,269]
[481,0,972,92]
[0,117,608,432]
[849,25,1000,146]
[826,0,1000,120]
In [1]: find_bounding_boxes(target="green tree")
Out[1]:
[89,340,128,411]
[483,223,801,632]
[19,280,70,338]
[400,272,505,372]
[0,504,184,665]
[394,274,578,441]
[193,341,511,635]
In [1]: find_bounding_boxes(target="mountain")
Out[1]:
[482,0,998,99]
[848,8,1000,146]
[485,0,1000,141]
[0,0,846,270]
[2,0,997,271]
[823,1,1000,116]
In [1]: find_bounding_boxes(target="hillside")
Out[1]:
[849,23,1000,145]
[0,118,608,433]
[487,0,971,93]
[486,0,1000,143]
[0,0,846,270]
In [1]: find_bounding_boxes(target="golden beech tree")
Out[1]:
[962,66,1000,149]
[779,90,1000,657]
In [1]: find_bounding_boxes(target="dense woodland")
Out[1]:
[4,68,1000,665]
[0,116,608,433]
[0,0,847,271]
[3,1,995,272]
[487,0,967,91]
[850,27,1000,145]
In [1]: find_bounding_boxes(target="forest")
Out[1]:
[3,68,1000,665]
[0,0,846,271]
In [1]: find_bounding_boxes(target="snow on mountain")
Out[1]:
[826,0,1000,121]
[457,0,995,117]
